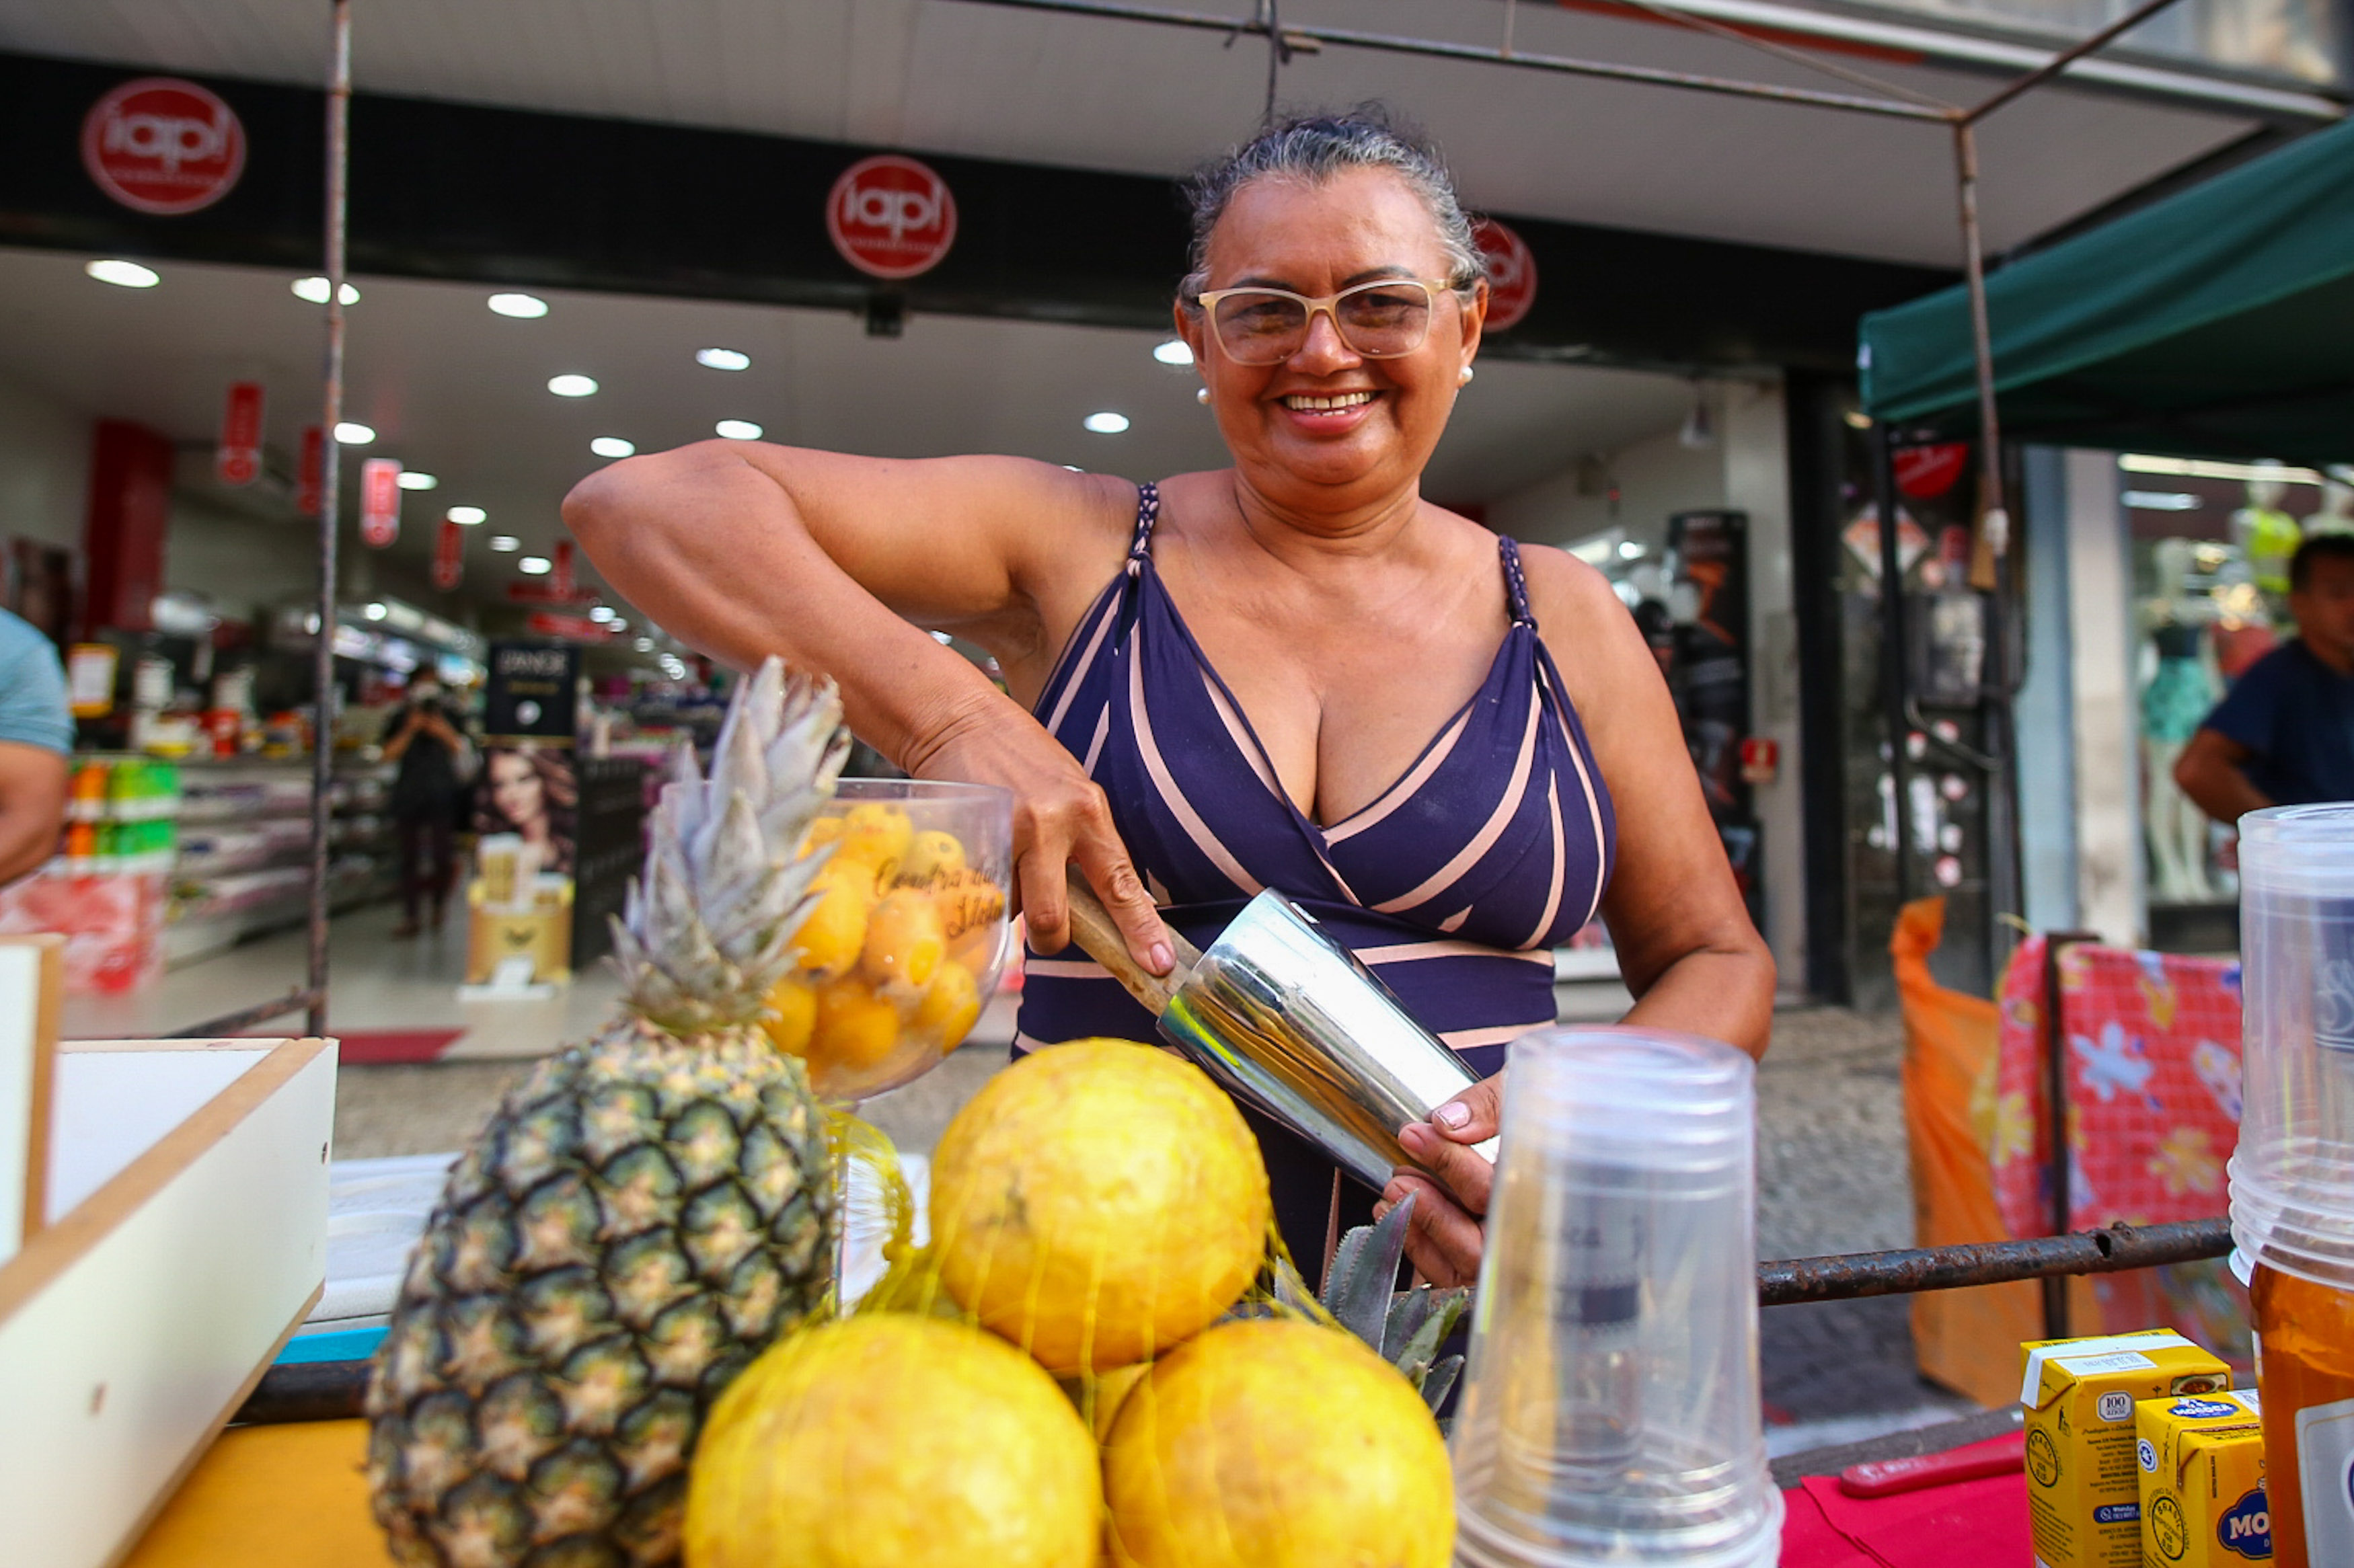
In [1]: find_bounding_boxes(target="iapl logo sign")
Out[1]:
[81,77,247,216]
[826,154,957,280]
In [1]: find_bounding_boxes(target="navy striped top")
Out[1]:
[1015,483,1617,1253]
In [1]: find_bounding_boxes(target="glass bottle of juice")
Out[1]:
[2252,1263,2354,1568]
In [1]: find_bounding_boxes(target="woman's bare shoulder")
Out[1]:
[1509,539,1656,711]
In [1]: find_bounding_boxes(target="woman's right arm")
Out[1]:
[562,440,1173,974]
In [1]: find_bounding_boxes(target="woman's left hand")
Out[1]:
[1377,1072,1502,1288]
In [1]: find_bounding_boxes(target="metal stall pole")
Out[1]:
[2039,930,2098,1338]
[307,0,354,1039]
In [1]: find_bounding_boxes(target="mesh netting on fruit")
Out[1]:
[681,1039,1460,1568]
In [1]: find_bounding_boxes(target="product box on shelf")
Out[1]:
[2022,1329,2234,1568]
[0,1034,335,1568]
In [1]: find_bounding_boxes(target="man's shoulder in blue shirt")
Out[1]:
[2203,637,2354,806]
[0,609,72,756]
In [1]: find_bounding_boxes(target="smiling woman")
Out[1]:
[562,108,1773,1282]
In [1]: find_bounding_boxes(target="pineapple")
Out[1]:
[1260,1192,1469,1419]
[366,659,849,1567]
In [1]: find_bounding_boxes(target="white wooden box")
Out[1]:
[0,1036,336,1568]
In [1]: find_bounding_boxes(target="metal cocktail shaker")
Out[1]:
[1063,880,1498,1189]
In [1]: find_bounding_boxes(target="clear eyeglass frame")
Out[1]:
[1190,276,1464,365]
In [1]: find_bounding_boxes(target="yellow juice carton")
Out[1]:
[2022,1330,2234,1568]
[2135,1389,2270,1565]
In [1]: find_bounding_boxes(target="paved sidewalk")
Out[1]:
[331,996,1978,1432]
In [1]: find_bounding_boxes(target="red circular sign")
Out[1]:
[1894,442,1971,500]
[81,77,247,217]
[827,155,958,280]
[1472,218,1537,332]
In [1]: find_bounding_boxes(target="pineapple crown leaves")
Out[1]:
[1321,1192,1470,1416]
[610,657,849,1033]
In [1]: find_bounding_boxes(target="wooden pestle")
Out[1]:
[1058,867,1202,1017]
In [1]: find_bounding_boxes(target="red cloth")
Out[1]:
[1780,1435,2031,1567]
[1778,1485,1876,1566]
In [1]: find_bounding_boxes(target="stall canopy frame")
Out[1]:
[181,0,2206,1050]
[1860,108,2354,465]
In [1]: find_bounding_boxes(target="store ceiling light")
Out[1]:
[2125,490,2203,512]
[447,505,487,526]
[588,605,615,622]
[291,276,359,305]
[364,602,388,621]
[488,535,521,552]
[488,292,548,318]
[1153,339,1194,365]
[518,555,554,575]
[590,436,635,459]
[714,420,763,440]
[1618,540,1645,559]
[2119,453,2326,486]
[635,637,654,652]
[695,347,751,371]
[334,422,375,445]
[396,471,439,491]
[86,258,160,288]
[547,374,599,398]
[1083,411,1130,434]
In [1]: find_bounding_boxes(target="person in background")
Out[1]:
[2176,533,2354,821]
[0,606,70,886]
[382,678,467,935]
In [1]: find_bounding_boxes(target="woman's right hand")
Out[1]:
[910,693,1174,978]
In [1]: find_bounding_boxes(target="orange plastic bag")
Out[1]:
[1893,898,2089,1406]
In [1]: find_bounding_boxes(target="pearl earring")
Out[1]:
[1459,365,1476,385]
[1197,387,1211,405]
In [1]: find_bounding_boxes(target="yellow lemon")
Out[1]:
[761,976,816,1057]
[1103,1319,1453,1568]
[833,802,914,879]
[895,828,968,886]
[808,978,903,1076]
[799,816,843,855]
[861,888,946,992]
[930,1039,1270,1374]
[910,959,983,1048]
[793,865,874,979]
[688,1314,1101,1568]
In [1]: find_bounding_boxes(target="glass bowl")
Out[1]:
[763,778,1013,1101]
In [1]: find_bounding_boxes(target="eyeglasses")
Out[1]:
[1192,277,1460,366]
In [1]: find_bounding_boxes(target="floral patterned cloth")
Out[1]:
[1991,935,2250,1365]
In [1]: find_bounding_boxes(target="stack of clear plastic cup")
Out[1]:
[1451,1026,1780,1568]
[2229,803,2354,1290]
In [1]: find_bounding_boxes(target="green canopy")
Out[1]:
[1860,114,2354,465]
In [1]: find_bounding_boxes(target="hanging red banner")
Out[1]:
[552,539,576,596]
[1894,442,1970,500]
[295,426,323,516]
[215,381,264,487]
[525,611,616,642]
[506,581,599,606]
[432,518,465,591]
[358,457,403,547]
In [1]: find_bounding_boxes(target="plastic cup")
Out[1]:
[1451,1027,1780,1568]
[2229,803,2354,1289]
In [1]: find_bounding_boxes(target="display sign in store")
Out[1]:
[215,381,264,487]
[827,153,958,280]
[525,612,616,643]
[1895,442,1971,500]
[484,641,580,741]
[359,458,403,547]
[433,518,465,591]
[296,425,323,516]
[1473,218,1537,332]
[81,76,247,217]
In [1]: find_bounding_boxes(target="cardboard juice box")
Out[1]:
[2022,1330,2234,1568]
[2135,1390,2270,1566]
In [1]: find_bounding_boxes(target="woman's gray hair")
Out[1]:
[1178,108,1485,307]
